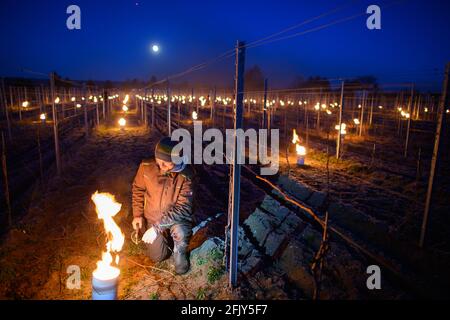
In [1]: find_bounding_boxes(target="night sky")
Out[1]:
[1,0,449,90]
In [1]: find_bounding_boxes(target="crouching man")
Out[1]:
[132,137,194,274]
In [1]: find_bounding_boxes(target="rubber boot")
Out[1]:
[173,243,190,275]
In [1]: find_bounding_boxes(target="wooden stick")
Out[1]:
[37,127,44,185]
[1,132,12,226]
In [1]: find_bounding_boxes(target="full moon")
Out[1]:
[152,44,159,53]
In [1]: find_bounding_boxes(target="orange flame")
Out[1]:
[292,129,306,156]
[91,192,124,280]
[292,129,300,144]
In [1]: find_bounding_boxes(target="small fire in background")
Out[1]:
[192,111,198,120]
[91,191,124,300]
[292,129,306,166]
[22,101,29,108]
[118,117,126,128]
[335,123,347,135]
[122,94,129,105]
[400,110,410,119]
[122,105,128,112]
[199,96,207,107]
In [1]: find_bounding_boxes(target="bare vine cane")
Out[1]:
[310,211,330,300]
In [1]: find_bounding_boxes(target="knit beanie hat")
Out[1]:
[155,137,178,163]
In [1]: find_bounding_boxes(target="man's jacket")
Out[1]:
[132,159,194,229]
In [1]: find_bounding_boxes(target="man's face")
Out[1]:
[156,158,175,174]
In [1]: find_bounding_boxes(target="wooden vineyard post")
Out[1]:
[420,63,450,248]
[102,89,106,120]
[152,97,155,129]
[228,40,246,288]
[262,79,268,129]
[144,88,148,128]
[1,78,12,140]
[1,132,12,227]
[359,90,366,137]
[404,84,414,158]
[37,127,44,185]
[167,81,171,135]
[50,72,61,175]
[210,86,216,126]
[95,88,100,126]
[83,84,89,138]
[336,81,345,159]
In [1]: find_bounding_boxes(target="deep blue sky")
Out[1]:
[0,0,449,90]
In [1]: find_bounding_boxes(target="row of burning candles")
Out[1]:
[21,94,120,108]
[117,95,131,127]
[136,94,232,107]
[37,92,447,125]
[134,93,393,112]
[19,92,450,119]
[136,93,450,115]
[30,94,120,121]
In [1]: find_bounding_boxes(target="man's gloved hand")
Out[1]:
[142,226,158,244]
[132,217,144,231]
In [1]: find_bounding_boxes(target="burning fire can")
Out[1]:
[296,145,306,166]
[92,274,119,300]
[297,154,305,166]
[90,192,124,300]
[292,129,306,166]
